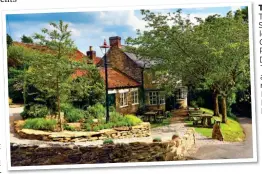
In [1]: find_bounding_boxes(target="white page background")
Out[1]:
[0,0,261,173]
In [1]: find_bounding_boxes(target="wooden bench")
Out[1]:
[192,117,202,126]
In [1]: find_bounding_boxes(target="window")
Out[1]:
[149,91,165,105]
[149,92,158,105]
[131,91,139,104]
[159,93,165,104]
[120,92,128,107]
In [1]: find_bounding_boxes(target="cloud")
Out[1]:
[6,9,223,57]
[231,6,241,12]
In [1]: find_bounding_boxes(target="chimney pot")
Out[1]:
[109,36,121,48]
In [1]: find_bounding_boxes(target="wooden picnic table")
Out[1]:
[154,109,164,115]
[189,113,213,127]
[144,111,158,122]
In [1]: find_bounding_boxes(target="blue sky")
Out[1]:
[6,6,244,57]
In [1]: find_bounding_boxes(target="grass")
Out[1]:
[186,108,245,142]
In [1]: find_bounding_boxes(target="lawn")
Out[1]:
[186,108,245,142]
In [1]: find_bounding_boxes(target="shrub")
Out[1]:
[86,103,105,119]
[103,139,114,145]
[190,100,198,108]
[93,126,100,132]
[85,123,92,131]
[109,106,116,112]
[196,97,205,107]
[125,114,142,126]
[165,111,171,118]
[63,124,76,131]
[21,104,49,119]
[23,118,57,131]
[61,103,85,122]
[153,137,162,142]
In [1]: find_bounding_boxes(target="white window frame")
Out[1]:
[131,90,139,105]
[120,92,128,107]
[149,91,158,105]
[159,93,165,104]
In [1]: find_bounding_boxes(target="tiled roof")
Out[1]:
[13,42,86,61]
[93,57,102,65]
[73,68,140,89]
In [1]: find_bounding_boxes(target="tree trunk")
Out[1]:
[213,91,219,116]
[221,96,227,123]
[57,76,63,131]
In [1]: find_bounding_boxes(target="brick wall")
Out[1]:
[103,47,143,83]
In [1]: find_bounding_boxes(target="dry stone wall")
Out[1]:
[14,121,151,142]
[11,128,196,166]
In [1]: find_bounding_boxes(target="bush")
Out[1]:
[196,97,205,107]
[86,103,105,119]
[23,118,57,131]
[165,111,171,118]
[190,100,198,108]
[153,137,162,142]
[21,104,49,119]
[103,139,114,144]
[85,123,92,131]
[125,114,142,126]
[63,124,76,131]
[61,103,85,122]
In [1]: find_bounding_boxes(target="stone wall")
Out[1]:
[115,88,140,115]
[14,121,151,143]
[11,128,196,166]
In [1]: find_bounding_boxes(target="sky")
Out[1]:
[6,6,245,57]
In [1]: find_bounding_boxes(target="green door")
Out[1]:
[108,94,116,107]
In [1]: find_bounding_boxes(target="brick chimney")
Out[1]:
[109,36,121,48]
[86,46,96,63]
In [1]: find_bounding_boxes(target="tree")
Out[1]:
[29,20,77,131]
[21,35,34,43]
[125,9,249,122]
[7,34,13,47]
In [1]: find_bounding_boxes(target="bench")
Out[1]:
[192,117,202,126]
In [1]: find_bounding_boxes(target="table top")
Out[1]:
[144,111,158,115]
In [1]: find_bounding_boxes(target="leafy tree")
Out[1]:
[21,35,34,43]
[29,20,77,131]
[126,9,249,123]
[7,34,13,47]
[7,45,35,103]
[70,63,105,109]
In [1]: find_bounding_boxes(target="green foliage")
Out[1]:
[7,34,13,47]
[153,137,162,142]
[70,64,105,109]
[21,35,34,43]
[63,124,76,131]
[21,104,49,119]
[165,111,172,118]
[61,103,85,122]
[125,114,143,125]
[85,103,105,119]
[85,123,92,131]
[103,139,114,144]
[126,9,250,120]
[23,118,57,131]
[196,97,205,107]
[190,100,198,108]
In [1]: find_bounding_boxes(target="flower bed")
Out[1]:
[14,120,151,142]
